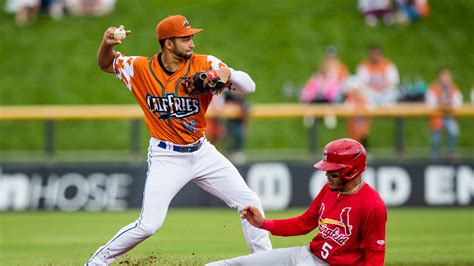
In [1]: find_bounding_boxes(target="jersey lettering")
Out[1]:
[318,203,353,246]
[113,53,226,144]
[146,93,200,119]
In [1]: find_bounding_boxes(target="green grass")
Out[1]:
[1,0,473,154]
[1,208,473,265]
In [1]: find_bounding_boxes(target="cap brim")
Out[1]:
[314,160,345,171]
[175,28,203,37]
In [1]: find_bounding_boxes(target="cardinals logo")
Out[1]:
[318,203,352,246]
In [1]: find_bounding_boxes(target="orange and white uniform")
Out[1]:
[424,80,462,159]
[88,52,271,265]
[425,82,462,131]
[356,58,399,105]
[113,52,251,144]
[86,15,272,266]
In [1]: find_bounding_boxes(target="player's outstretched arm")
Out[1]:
[229,69,256,94]
[97,25,131,73]
[241,205,264,228]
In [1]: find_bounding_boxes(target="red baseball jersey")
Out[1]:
[266,183,386,265]
[113,52,227,144]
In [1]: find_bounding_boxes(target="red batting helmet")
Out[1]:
[314,138,367,181]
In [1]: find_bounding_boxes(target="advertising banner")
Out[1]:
[1,161,472,211]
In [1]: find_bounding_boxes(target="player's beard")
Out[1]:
[173,46,192,60]
[328,178,347,192]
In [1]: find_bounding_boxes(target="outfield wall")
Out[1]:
[1,161,472,211]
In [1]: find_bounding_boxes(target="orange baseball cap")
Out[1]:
[156,15,203,40]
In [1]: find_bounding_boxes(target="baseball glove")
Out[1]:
[183,69,230,95]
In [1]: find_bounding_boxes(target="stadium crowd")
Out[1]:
[6,0,467,161]
[299,44,464,160]
[210,40,465,162]
[358,0,429,27]
[4,0,115,25]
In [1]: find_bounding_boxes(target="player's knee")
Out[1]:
[250,191,262,206]
[138,220,164,236]
[239,190,263,210]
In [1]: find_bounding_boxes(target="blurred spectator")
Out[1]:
[5,0,41,25]
[206,91,250,165]
[206,94,226,146]
[356,45,400,105]
[399,76,428,102]
[394,0,429,25]
[358,0,394,27]
[343,76,374,148]
[425,68,463,160]
[300,46,349,104]
[224,91,250,165]
[4,0,115,25]
[64,0,115,17]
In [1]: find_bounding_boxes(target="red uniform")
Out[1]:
[263,183,386,265]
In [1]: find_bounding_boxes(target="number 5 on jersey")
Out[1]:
[321,242,333,259]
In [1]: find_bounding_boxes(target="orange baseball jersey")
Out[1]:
[358,59,397,91]
[113,52,227,144]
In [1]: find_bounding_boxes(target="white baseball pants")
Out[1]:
[206,245,328,266]
[86,137,272,265]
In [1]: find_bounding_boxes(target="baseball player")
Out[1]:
[207,138,387,266]
[86,15,272,265]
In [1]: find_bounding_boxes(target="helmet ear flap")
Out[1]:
[340,164,354,181]
[342,150,367,180]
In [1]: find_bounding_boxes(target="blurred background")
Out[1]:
[0,0,473,265]
[0,0,473,161]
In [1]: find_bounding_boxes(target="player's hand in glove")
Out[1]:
[241,205,264,228]
[183,68,232,95]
